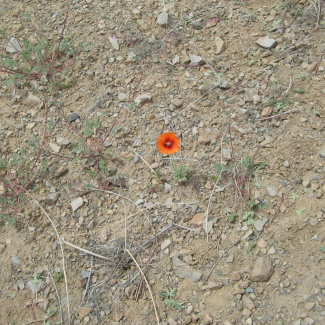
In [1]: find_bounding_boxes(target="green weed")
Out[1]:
[173,164,191,183]
[159,287,183,311]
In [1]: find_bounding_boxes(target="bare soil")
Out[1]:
[1,1,325,325]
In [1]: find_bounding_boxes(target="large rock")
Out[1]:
[256,36,277,49]
[251,257,273,282]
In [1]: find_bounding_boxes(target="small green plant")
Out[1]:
[274,98,293,111]
[291,192,299,201]
[159,287,183,311]
[53,271,63,284]
[297,72,307,80]
[294,87,305,94]
[296,208,306,216]
[173,164,191,183]
[0,10,92,89]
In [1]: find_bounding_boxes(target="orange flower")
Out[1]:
[157,132,180,155]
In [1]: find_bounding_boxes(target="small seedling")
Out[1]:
[53,271,63,284]
[159,287,183,311]
[294,87,305,94]
[291,193,299,201]
[173,164,191,183]
[296,208,306,216]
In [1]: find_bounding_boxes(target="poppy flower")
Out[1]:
[157,132,180,155]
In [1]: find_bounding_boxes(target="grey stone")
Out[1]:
[172,257,202,281]
[189,54,204,65]
[45,193,60,206]
[266,185,278,197]
[219,79,231,89]
[71,197,83,212]
[215,37,226,54]
[11,256,20,266]
[134,94,152,107]
[108,36,119,50]
[26,93,42,106]
[118,93,128,101]
[251,257,273,282]
[254,217,268,232]
[68,113,80,122]
[157,12,170,26]
[256,36,277,49]
[6,37,21,53]
[161,239,172,251]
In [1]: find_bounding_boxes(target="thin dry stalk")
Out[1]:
[23,190,70,324]
[125,249,160,325]
[48,271,64,325]
[61,238,113,263]
[128,147,158,176]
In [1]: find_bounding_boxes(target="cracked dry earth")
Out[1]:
[1,0,325,324]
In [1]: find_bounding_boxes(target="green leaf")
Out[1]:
[84,126,92,138]
[4,58,17,69]
[248,242,256,253]
[228,213,237,222]
[296,208,306,216]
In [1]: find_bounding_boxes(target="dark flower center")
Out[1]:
[165,141,172,147]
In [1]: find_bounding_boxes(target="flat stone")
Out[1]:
[261,106,273,117]
[71,197,84,212]
[215,36,226,54]
[108,36,119,50]
[257,238,267,248]
[161,238,172,251]
[254,217,268,232]
[134,93,152,107]
[118,93,128,101]
[68,113,80,122]
[45,192,60,206]
[126,51,137,63]
[49,143,61,153]
[26,93,42,106]
[219,79,231,89]
[11,256,20,266]
[266,185,278,197]
[181,50,191,64]
[305,302,315,311]
[6,37,22,53]
[78,306,93,318]
[57,137,70,147]
[28,279,43,294]
[198,135,211,145]
[190,213,205,226]
[256,36,277,49]
[251,257,273,282]
[189,54,204,65]
[171,98,183,107]
[157,12,170,26]
[172,257,202,281]
[222,148,232,161]
[26,122,36,130]
[242,295,255,310]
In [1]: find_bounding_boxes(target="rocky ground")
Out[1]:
[1,0,325,324]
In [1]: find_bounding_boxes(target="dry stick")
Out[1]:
[128,147,158,176]
[205,136,224,242]
[22,190,70,324]
[61,238,113,263]
[48,271,63,325]
[125,249,160,325]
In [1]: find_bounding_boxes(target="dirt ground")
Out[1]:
[1,0,325,324]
